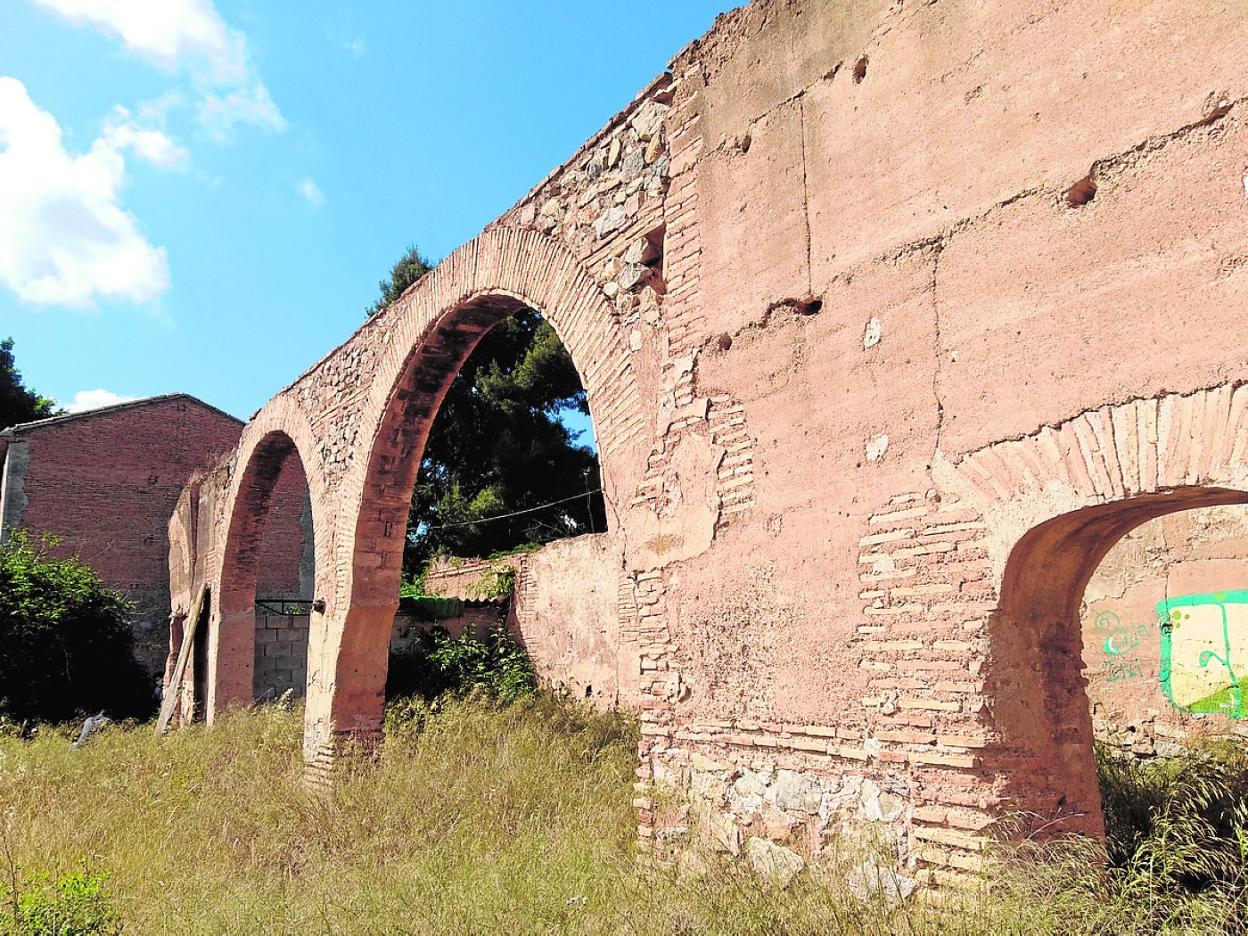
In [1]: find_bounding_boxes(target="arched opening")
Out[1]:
[987,486,1248,839]
[326,292,613,745]
[213,430,316,717]
[384,304,606,701]
[189,593,210,723]
[400,306,605,575]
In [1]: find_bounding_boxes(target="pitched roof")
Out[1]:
[0,393,243,437]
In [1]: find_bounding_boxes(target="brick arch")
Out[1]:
[305,225,649,758]
[209,404,325,720]
[946,384,1248,572]
[934,383,1248,839]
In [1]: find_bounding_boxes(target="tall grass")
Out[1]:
[1,700,1245,934]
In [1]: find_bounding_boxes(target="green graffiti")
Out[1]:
[1157,590,1247,718]
[1093,610,1149,682]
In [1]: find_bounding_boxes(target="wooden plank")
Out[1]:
[155,586,206,735]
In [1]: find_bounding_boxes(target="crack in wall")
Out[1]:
[929,242,946,464]
[797,94,814,298]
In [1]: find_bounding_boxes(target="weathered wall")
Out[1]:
[419,538,626,707]
[255,456,314,600]
[390,605,506,648]
[172,0,1248,887]
[513,535,624,707]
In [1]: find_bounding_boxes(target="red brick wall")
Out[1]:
[11,397,243,673]
[256,454,312,599]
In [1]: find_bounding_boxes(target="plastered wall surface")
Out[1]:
[169,0,1248,884]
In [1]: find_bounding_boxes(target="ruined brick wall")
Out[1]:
[630,0,1248,883]
[512,535,624,707]
[0,396,243,675]
[390,605,506,648]
[422,538,624,707]
[175,0,1248,887]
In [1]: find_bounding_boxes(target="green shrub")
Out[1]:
[0,533,152,724]
[1,867,121,936]
[1097,740,1248,897]
[385,624,535,704]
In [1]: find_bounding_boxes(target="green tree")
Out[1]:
[365,247,605,573]
[0,338,56,430]
[365,245,433,318]
[0,533,152,723]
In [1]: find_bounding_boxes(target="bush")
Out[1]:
[1,866,121,936]
[1097,740,1248,895]
[385,624,535,704]
[0,532,152,724]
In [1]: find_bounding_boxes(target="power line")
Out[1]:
[421,488,603,530]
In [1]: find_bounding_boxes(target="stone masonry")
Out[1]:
[168,0,1248,884]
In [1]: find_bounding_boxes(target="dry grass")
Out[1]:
[1,699,1245,934]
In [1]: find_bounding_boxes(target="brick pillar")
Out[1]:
[207,604,255,721]
[302,602,392,783]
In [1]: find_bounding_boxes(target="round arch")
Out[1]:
[209,404,325,721]
[938,382,1248,838]
[306,226,648,756]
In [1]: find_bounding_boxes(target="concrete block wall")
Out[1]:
[254,610,310,701]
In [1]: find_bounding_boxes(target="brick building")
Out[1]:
[0,394,311,677]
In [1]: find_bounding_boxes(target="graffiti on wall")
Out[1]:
[1093,610,1151,683]
[1158,591,1247,719]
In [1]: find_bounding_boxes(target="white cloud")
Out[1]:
[0,77,171,308]
[297,177,325,208]
[63,388,138,413]
[344,36,365,58]
[28,0,285,139]
[197,83,283,142]
[102,106,190,170]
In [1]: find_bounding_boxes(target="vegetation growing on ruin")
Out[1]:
[385,624,535,704]
[2,700,1246,935]
[0,532,152,725]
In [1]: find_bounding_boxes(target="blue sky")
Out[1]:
[0,0,737,436]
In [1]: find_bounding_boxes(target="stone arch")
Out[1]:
[210,403,325,721]
[305,225,649,759]
[936,383,1248,837]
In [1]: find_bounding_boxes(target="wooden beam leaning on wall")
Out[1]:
[155,586,206,735]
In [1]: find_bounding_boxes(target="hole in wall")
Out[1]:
[1197,101,1233,127]
[1066,173,1098,208]
[584,684,593,699]
[716,333,733,352]
[738,133,752,154]
[853,55,869,84]
[796,296,823,315]
[637,223,667,296]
